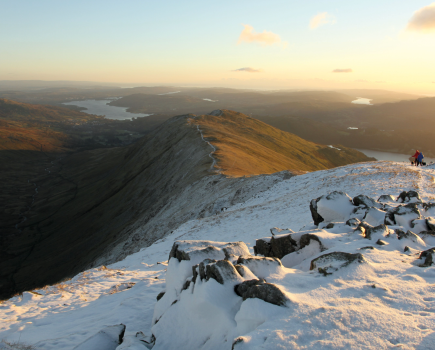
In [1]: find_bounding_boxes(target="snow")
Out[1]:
[1,161,435,349]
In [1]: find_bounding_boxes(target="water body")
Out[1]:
[352,97,372,105]
[63,99,151,120]
[356,149,435,163]
[203,98,218,102]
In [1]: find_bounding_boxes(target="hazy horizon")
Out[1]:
[2,1,435,95]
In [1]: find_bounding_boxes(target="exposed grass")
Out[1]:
[0,340,35,350]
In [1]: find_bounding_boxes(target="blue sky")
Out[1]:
[1,0,434,93]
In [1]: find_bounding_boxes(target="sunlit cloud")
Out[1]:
[310,12,336,29]
[332,68,353,73]
[237,24,288,48]
[233,67,262,73]
[406,3,435,32]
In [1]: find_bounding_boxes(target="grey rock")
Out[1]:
[234,264,253,278]
[156,292,165,301]
[376,239,387,246]
[254,234,297,259]
[73,324,126,350]
[359,246,374,250]
[299,233,323,250]
[426,217,435,231]
[326,223,335,229]
[397,190,422,203]
[310,197,324,225]
[395,229,422,244]
[205,260,241,284]
[378,194,395,203]
[346,218,361,227]
[237,256,282,267]
[365,224,388,240]
[354,221,373,237]
[418,248,435,267]
[234,279,287,306]
[310,252,366,275]
[353,194,382,208]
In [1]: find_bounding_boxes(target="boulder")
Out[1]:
[426,217,435,231]
[237,256,283,279]
[363,207,386,226]
[417,248,435,267]
[353,194,382,209]
[234,264,257,280]
[234,279,287,306]
[365,224,388,240]
[314,191,355,223]
[395,229,425,245]
[310,252,366,275]
[254,233,297,259]
[393,204,421,228]
[204,260,242,284]
[299,233,323,250]
[352,207,369,221]
[73,324,126,350]
[346,218,361,227]
[310,197,324,225]
[423,203,435,217]
[169,240,250,264]
[116,332,154,349]
[397,190,422,203]
[378,194,395,203]
[354,221,373,236]
[376,239,387,246]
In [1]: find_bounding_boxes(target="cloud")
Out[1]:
[238,24,287,48]
[406,3,435,32]
[332,68,353,73]
[310,12,336,29]
[233,67,262,73]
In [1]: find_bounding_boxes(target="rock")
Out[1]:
[232,337,248,350]
[397,190,422,203]
[354,221,373,237]
[346,218,361,227]
[393,205,421,228]
[359,246,374,250]
[365,224,388,240]
[116,332,154,349]
[363,207,387,226]
[73,324,126,350]
[156,292,165,301]
[426,217,435,231]
[204,260,242,284]
[310,252,366,275]
[326,223,335,229]
[237,256,283,279]
[378,194,395,203]
[209,109,223,116]
[310,197,324,225]
[270,227,294,236]
[254,234,297,259]
[423,203,435,217]
[234,265,257,279]
[314,191,355,224]
[376,239,387,246]
[353,194,382,208]
[404,246,411,253]
[417,248,435,267]
[299,233,323,250]
[352,207,369,221]
[169,240,250,264]
[234,279,287,306]
[411,219,429,233]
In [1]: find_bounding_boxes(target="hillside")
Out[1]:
[0,109,371,300]
[194,110,372,176]
[1,161,435,349]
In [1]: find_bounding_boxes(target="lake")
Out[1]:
[352,98,372,105]
[356,149,435,163]
[63,99,151,120]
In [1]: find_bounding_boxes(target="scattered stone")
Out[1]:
[156,292,165,301]
[310,252,366,275]
[378,194,395,203]
[346,218,361,227]
[417,248,435,267]
[353,194,382,208]
[109,282,135,295]
[234,279,287,306]
[376,239,387,246]
[397,190,422,203]
[426,217,435,231]
[359,246,374,250]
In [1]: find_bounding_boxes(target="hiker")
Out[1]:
[417,152,424,166]
[411,150,420,166]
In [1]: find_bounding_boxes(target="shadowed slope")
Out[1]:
[194,110,372,176]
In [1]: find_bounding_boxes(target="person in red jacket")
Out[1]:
[411,150,420,166]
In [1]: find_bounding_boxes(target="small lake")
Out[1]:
[352,98,372,105]
[63,99,151,120]
[356,149,435,163]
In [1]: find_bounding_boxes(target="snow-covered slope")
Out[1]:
[1,161,435,349]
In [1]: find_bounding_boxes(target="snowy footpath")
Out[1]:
[1,161,435,349]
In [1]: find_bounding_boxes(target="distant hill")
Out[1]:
[194,110,373,176]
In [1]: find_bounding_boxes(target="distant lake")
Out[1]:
[356,149,435,163]
[352,97,372,105]
[63,99,151,120]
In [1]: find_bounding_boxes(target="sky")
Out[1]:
[1,0,435,94]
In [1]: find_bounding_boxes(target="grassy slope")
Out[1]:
[195,110,373,177]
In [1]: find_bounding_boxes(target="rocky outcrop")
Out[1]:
[234,279,288,306]
[417,248,435,267]
[310,252,366,275]
[397,190,422,203]
[353,194,382,209]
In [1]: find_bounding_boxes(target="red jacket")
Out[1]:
[413,151,420,158]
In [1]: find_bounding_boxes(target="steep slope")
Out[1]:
[194,109,372,176]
